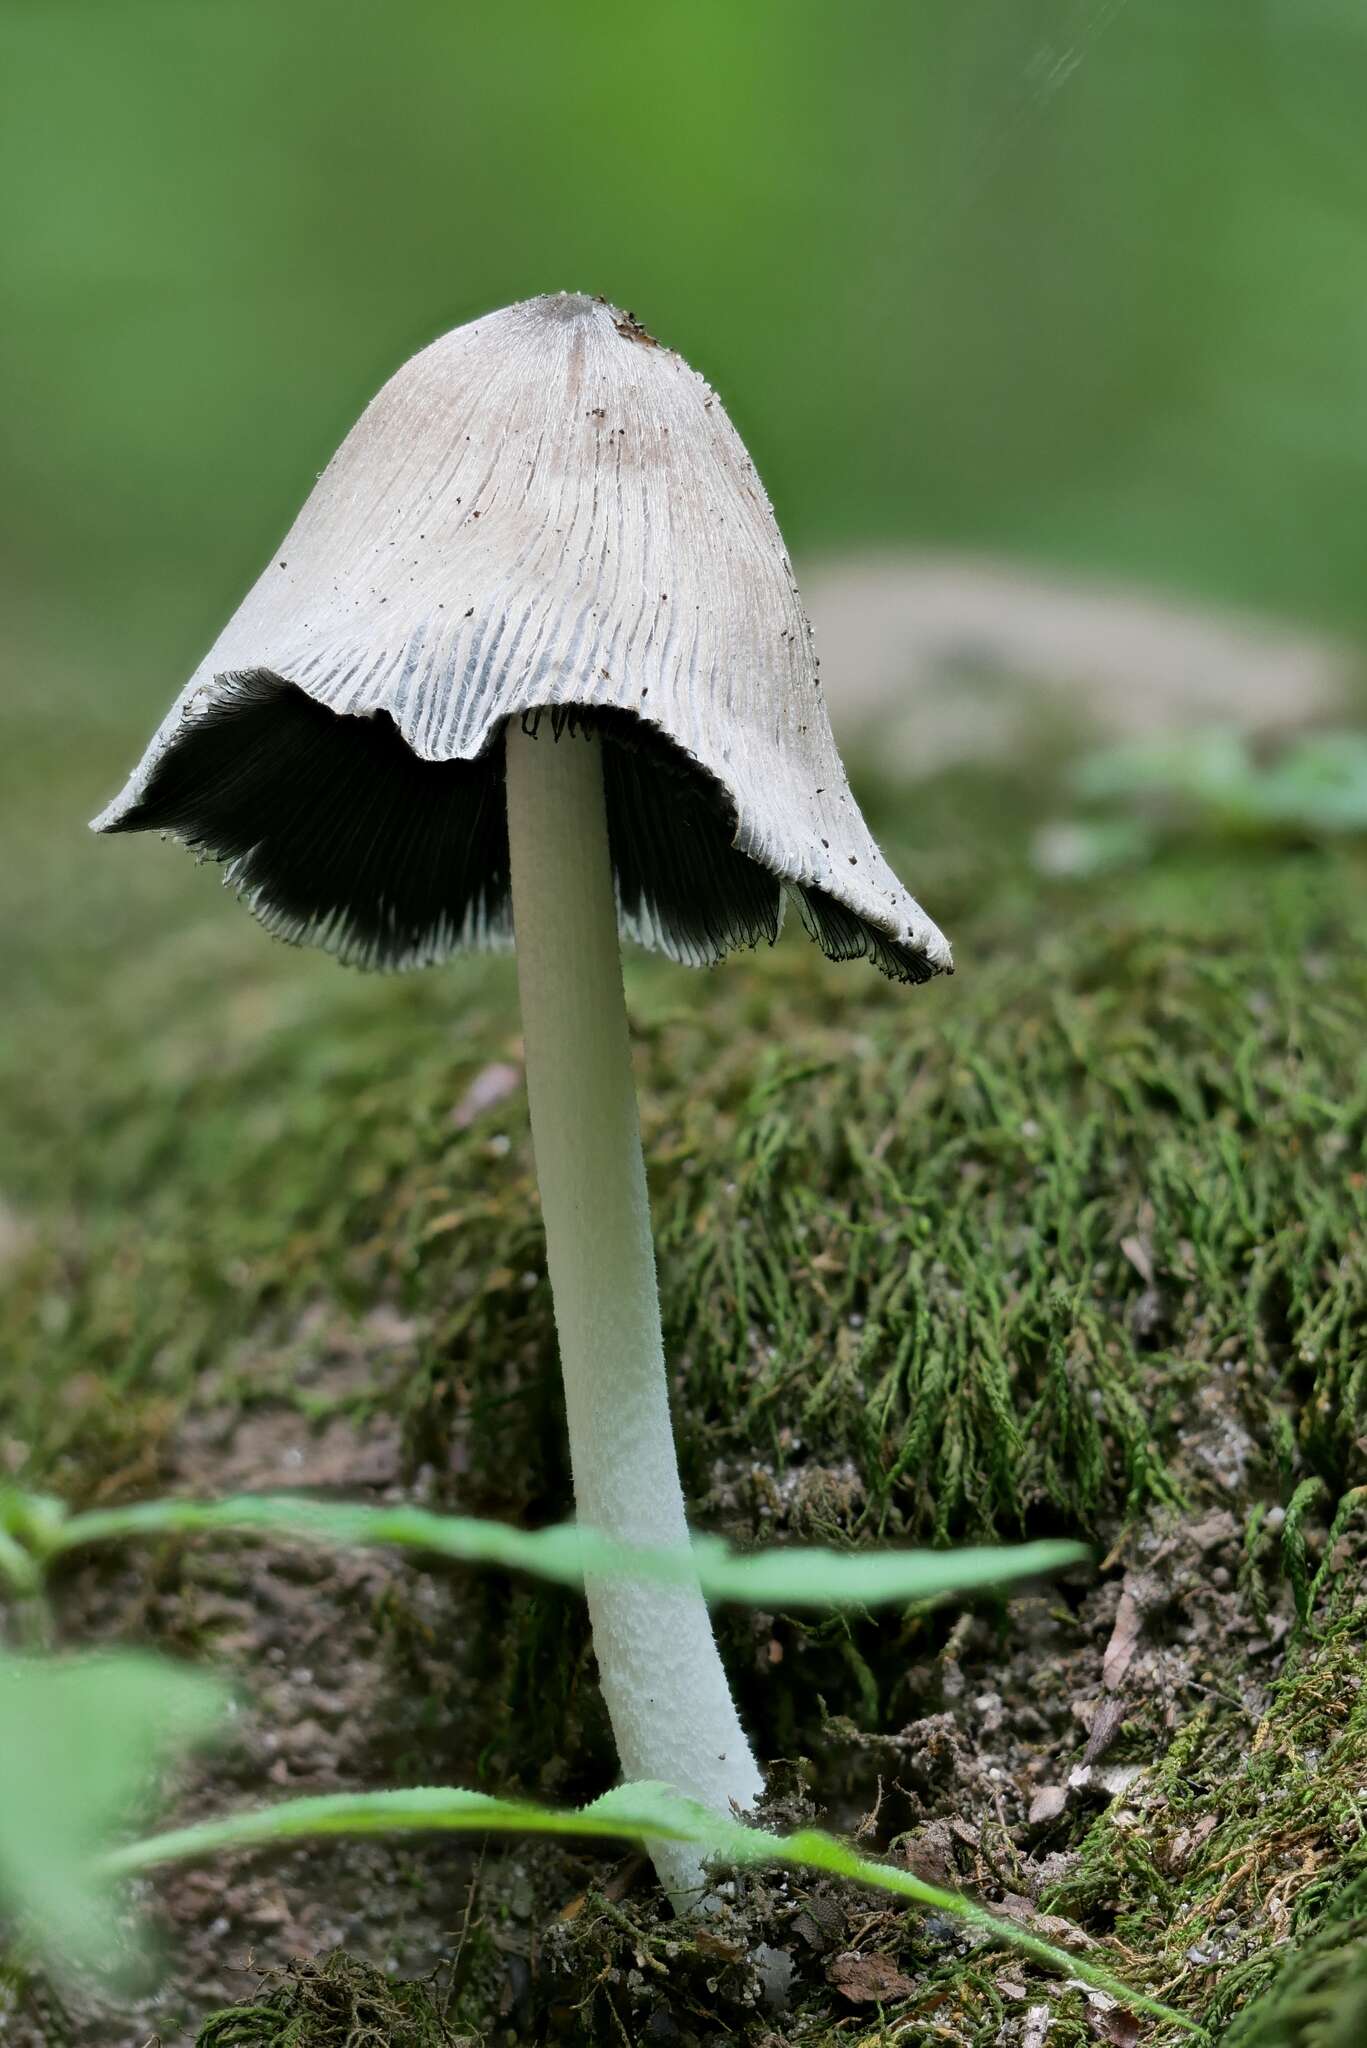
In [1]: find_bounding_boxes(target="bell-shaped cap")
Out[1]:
[95,293,951,982]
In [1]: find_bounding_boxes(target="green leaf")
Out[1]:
[17,1489,1087,1611]
[0,1650,227,1983]
[1073,728,1255,809]
[685,1530,1086,1606]
[1071,727,1367,839]
[103,1780,1198,2032]
[1256,732,1367,834]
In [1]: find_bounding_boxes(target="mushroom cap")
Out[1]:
[95,293,951,983]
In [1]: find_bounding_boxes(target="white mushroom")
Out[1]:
[94,293,952,1905]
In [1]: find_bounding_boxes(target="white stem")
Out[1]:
[504,717,764,1905]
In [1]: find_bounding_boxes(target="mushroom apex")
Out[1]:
[96,296,950,987]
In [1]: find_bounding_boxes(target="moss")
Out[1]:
[1221,1868,1367,2047]
[5,832,1364,1547]
[1045,1610,1367,2041]
[195,1953,458,2046]
[3,731,1367,2042]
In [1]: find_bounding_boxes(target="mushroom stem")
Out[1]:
[504,717,764,1906]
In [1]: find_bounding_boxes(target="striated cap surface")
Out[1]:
[95,293,952,981]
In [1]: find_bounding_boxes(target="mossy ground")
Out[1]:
[1,691,1365,2044]
[193,1953,459,2046]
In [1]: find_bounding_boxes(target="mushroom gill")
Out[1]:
[110,670,941,982]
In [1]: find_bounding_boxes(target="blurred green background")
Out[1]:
[5,0,1367,713]
[3,0,1367,1042]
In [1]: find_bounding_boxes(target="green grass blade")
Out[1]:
[0,1651,227,1983]
[99,1785,703,1875]
[102,1780,1198,2032]
[30,1491,1086,1610]
[686,1531,1087,1606]
[0,1527,41,1599]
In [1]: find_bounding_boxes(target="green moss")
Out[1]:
[195,1953,457,2047]
[3,733,1366,2041]
[5,827,1365,1546]
[1221,1868,1367,2048]
[1045,1611,1367,2040]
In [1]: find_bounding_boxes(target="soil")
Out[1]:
[7,1320,1358,2046]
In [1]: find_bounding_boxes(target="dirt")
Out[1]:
[12,1365,471,2041]
[7,1323,1353,2045]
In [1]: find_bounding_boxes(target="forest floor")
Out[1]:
[2,591,1365,2046]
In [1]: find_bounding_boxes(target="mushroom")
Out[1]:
[93,293,952,1903]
